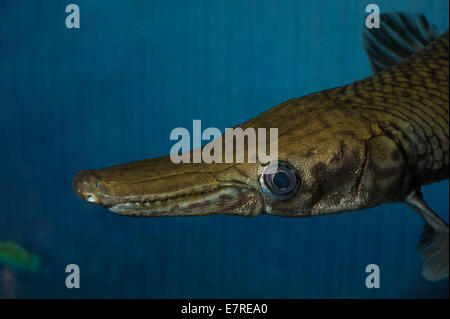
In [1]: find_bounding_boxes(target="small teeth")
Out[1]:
[107,185,257,216]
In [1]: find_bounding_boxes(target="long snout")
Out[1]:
[72,155,264,217]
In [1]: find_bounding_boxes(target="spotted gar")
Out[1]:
[73,13,449,281]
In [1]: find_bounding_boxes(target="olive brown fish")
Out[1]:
[72,13,449,281]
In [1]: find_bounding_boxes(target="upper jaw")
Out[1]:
[72,157,265,217]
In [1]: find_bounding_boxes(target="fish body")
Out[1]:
[73,13,449,281]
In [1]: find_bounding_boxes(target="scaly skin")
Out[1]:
[72,31,449,219]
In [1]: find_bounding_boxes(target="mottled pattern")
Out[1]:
[327,31,449,186]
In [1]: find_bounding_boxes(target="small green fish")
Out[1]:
[0,241,40,272]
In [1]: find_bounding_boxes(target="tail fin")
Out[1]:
[405,191,449,281]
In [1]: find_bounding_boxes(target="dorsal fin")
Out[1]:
[363,12,441,74]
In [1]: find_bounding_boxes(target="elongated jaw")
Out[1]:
[72,156,264,217]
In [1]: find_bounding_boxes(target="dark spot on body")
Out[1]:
[391,149,402,161]
[311,162,327,177]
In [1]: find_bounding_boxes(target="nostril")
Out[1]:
[72,170,103,204]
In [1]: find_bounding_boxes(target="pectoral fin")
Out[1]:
[405,191,449,281]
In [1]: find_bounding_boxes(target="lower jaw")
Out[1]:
[108,203,220,216]
[105,186,264,217]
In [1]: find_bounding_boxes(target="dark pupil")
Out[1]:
[273,171,291,189]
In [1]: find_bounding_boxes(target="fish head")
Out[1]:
[257,128,369,217]
[72,155,265,217]
[247,95,409,217]
[73,94,397,217]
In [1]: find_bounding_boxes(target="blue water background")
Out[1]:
[0,0,448,298]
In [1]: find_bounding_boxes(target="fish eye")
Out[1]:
[259,162,299,201]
